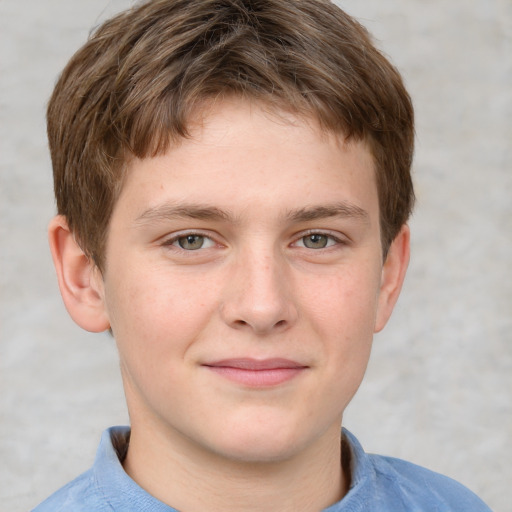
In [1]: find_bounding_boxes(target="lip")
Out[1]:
[202,358,308,387]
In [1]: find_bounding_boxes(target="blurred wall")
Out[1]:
[0,1,510,510]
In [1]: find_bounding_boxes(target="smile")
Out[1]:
[202,358,309,387]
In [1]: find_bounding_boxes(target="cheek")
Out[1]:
[303,266,380,385]
[104,264,222,358]
[306,267,381,337]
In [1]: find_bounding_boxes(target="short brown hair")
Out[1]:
[47,0,414,270]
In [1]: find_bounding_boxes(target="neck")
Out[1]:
[123,420,349,512]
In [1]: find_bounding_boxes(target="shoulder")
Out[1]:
[369,453,492,511]
[336,429,492,512]
[31,469,106,512]
[30,426,131,512]
[30,426,176,512]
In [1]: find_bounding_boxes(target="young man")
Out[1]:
[34,0,491,510]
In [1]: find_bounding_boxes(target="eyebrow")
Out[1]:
[135,203,233,224]
[134,201,370,225]
[286,202,370,224]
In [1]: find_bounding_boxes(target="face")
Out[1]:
[95,99,405,463]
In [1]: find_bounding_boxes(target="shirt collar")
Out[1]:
[91,426,373,512]
[92,426,177,511]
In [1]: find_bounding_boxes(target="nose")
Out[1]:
[220,249,298,335]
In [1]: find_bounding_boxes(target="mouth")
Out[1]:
[202,358,309,387]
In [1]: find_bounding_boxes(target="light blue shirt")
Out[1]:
[32,426,492,511]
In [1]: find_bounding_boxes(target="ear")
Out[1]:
[48,215,110,332]
[374,224,410,333]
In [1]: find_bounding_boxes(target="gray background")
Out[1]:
[1,1,510,511]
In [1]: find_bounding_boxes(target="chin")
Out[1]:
[217,442,301,464]
[207,423,313,464]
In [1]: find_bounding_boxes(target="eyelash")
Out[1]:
[161,231,217,251]
[293,230,347,250]
[161,229,346,252]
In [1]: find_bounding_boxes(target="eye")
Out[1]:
[171,234,215,250]
[296,233,339,249]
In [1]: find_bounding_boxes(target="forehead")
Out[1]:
[116,98,378,223]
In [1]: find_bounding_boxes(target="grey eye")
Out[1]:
[302,234,329,249]
[177,235,205,250]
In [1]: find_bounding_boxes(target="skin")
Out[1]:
[49,98,410,512]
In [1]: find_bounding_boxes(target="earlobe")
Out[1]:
[48,215,110,332]
[374,224,410,333]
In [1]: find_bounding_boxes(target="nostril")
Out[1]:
[275,320,286,328]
